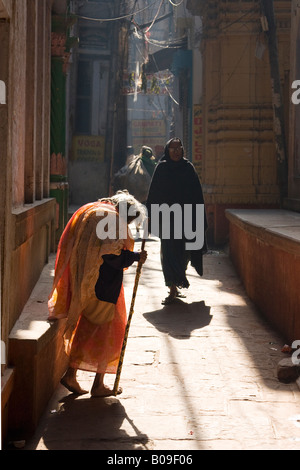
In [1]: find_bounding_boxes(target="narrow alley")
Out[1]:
[22,235,300,451]
[2,0,300,455]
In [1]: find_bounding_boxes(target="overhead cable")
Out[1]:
[76,0,158,22]
[146,0,164,32]
[168,0,184,6]
[133,26,186,49]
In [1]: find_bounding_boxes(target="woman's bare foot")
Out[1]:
[91,384,123,397]
[60,376,88,395]
[91,372,122,397]
[60,367,88,395]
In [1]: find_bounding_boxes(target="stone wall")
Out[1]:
[227,209,300,344]
[1,0,54,351]
[287,0,300,208]
[1,0,56,442]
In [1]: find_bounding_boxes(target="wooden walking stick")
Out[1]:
[113,238,146,396]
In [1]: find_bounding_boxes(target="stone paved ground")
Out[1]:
[24,236,300,451]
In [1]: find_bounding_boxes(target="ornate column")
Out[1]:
[187,0,291,244]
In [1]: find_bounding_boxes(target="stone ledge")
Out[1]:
[283,198,300,213]
[226,209,300,256]
[12,198,56,251]
[9,253,57,345]
[226,209,300,344]
[7,254,68,439]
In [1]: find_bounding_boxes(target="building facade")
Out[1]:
[287,0,300,210]
[185,0,300,346]
[0,0,56,439]
[187,0,292,244]
[67,0,128,206]
[2,0,300,442]
[0,0,134,442]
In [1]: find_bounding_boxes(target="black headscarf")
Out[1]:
[160,137,184,160]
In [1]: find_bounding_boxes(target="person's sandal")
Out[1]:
[176,290,186,298]
[161,294,176,305]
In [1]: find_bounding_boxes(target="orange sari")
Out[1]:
[48,201,134,374]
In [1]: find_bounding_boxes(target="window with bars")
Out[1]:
[75,57,110,136]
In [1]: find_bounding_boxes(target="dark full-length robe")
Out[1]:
[146,139,207,288]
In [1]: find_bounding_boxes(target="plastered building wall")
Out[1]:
[0,0,55,362]
[187,0,291,244]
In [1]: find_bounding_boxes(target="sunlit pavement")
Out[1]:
[24,235,300,450]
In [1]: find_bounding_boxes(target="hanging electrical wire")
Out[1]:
[129,34,179,106]
[145,35,186,48]
[145,0,164,32]
[218,8,259,32]
[127,0,181,105]
[76,0,158,22]
[133,26,186,49]
[132,18,187,49]
[168,0,184,6]
[130,0,188,49]
[144,49,179,105]
[128,0,139,21]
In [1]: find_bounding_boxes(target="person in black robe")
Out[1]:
[146,137,207,304]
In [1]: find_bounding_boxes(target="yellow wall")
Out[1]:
[195,1,291,243]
